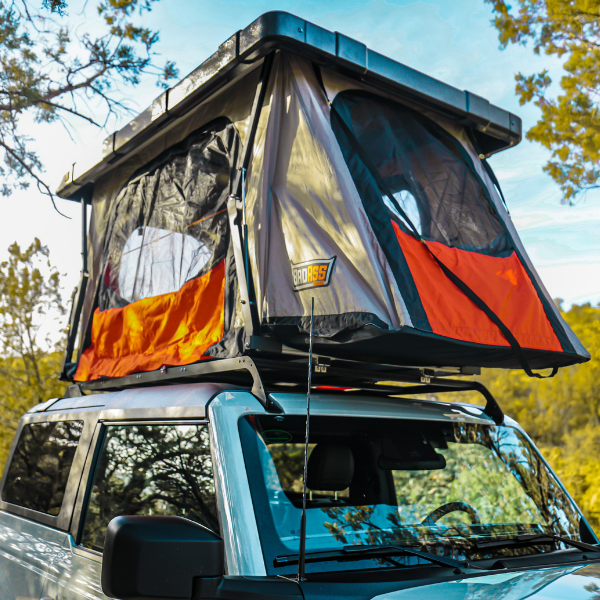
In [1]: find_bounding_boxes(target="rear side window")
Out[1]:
[80,423,218,552]
[2,420,84,516]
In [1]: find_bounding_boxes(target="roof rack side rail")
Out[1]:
[72,357,280,413]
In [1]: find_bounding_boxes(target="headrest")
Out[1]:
[306,443,354,492]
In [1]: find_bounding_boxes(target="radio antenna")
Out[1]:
[297,297,315,582]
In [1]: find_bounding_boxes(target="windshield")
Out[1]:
[239,414,585,575]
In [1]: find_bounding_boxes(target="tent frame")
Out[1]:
[60,188,92,380]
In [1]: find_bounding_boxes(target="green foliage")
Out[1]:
[447,302,600,529]
[0,239,68,470]
[392,442,543,526]
[0,0,178,208]
[486,0,600,203]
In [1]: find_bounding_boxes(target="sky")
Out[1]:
[3,0,600,314]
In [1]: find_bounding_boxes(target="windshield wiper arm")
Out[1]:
[274,544,485,573]
[474,534,600,554]
[343,544,485,572]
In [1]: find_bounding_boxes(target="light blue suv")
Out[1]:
[1,366,599,600]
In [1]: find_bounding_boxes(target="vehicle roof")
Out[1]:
[28,382,230,418]
[57,11,521,201]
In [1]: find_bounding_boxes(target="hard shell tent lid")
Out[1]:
[57,12,590,383]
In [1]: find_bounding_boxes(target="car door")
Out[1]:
[0,511,56,600]
[0,418,87,600]
[44,420,220,600]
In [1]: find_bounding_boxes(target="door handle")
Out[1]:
[40,597,56,600]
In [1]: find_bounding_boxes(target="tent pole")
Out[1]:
[230,52,275,345]
[59,186,92,381]
[81,195,88,276]
[241,167,250,284]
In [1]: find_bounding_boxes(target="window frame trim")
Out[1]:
[0,413,93,530]
[72,418,214,553]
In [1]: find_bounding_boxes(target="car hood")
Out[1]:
[372,563,600,600]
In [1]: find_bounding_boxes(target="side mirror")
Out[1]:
[101,515,224,600]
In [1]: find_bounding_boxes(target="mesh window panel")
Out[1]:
[80,423,218,552]
[332,91,511,255]
[2,421,83,516]
[99,118,237,311]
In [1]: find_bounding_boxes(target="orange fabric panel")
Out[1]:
[391,222,562,352]
[75,261,226,381]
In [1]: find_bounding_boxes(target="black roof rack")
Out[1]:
[57,11,521,201]
[64,352,503,425]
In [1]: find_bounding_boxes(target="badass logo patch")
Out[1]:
[291,257,336,291]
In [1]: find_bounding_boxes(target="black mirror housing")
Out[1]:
[101,515,224,600]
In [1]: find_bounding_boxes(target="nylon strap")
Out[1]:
[313,64,557,379]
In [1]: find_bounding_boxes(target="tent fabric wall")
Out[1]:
[245,54,411,337]
[242,55,586,368]
[77,66,263,359]
[329,88,569,359]
[75,260,226,380]
[319,66,587,360]
[72,51,589,382]
[74,120,239,382]
[392,224,562,351]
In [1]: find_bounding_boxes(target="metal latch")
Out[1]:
[314,357,330,374]
[420,368,434,384]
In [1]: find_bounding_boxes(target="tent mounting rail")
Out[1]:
[67,357,277,412]
[64,354,503,424]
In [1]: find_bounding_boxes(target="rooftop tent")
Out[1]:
[57,13,589,383]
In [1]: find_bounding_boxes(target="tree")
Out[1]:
[0,0,178,213]
[486,0,600,203]
[0,239,68,468]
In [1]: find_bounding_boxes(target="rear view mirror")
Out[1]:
[379,453,446,470]
[378,432,446,470]
[101,515,224,600]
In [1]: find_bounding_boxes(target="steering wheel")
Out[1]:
[420,501,481,526]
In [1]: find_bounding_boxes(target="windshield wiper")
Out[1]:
[275,544,485,574]
[474,533,600,554]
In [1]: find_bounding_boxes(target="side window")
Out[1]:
[2,420,84,516]
[80,423,218,552]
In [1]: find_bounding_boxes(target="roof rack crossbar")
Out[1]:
[377,378,504,425]
[250,357,503,424]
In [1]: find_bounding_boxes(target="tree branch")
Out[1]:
[0,140,70,218]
